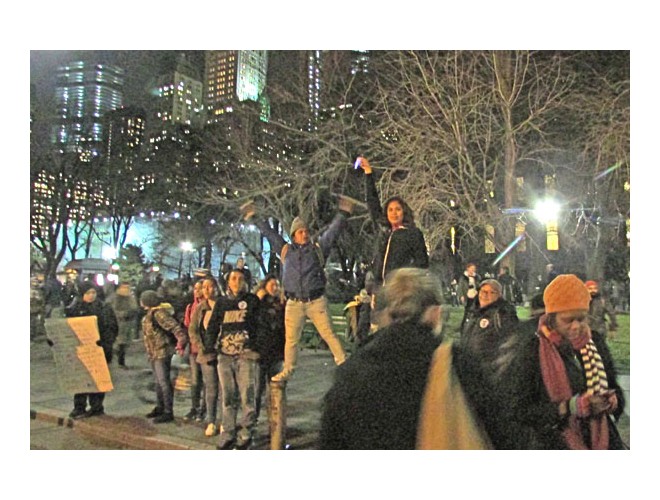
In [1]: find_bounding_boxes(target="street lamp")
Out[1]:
[533,199,561,224]
[533,198,561,251]
[179,241,194,278]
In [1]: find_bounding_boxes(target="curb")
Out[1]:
[30,408,206,450]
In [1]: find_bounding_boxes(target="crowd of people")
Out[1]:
[31,156,628,450]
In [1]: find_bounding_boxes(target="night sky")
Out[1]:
[30,50,205,110]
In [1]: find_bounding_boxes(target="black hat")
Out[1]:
[140,290,161,308]
[79,282,97,295]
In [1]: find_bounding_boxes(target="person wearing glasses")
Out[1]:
[459,279,519,381]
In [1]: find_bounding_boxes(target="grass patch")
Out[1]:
[310,304,630,374]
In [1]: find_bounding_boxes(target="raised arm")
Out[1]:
[240,202,286,256]
[317,195,356,258]
[358,157,384,226]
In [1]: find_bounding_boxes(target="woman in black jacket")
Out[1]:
[356,156,429,285]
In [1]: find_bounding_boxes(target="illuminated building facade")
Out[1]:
[205,50,268,123]
[153,54,204,128]
[51,61,124,161]
[102,106,146,169]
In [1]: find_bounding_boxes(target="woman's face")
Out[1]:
[202,279,218,301]
[554,310,589,343]
[193,281,204,299]
[387,200,404,227]
[265,278,280,297]
[478,284,499,308]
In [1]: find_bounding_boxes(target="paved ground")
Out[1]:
[30,336,630,450]
[30,337,337,450]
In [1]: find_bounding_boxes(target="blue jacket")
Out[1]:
[254,212,348,298]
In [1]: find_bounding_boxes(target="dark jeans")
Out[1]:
[255,358,283,420]
[73,392,105,412]
[151,356,174,415]
[189,352,206,413]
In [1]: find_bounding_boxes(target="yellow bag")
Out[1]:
[416,341,493,450]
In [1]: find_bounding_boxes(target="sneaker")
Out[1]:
[183,409,198,421]
[271,369,294,382]
[216,434,236,450]
[69,408,88,419]
[205,423,217,437]
[152,413,174,424]
[146,407,164,418]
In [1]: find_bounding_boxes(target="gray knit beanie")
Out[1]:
[478,279,503,295]
[290,217,308,237]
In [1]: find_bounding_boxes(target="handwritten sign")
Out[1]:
[44,317,114,394]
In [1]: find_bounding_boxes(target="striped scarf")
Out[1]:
[580,339,609,395]
[537,315,609,449]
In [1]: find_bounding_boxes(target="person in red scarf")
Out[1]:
[497,274,626,449]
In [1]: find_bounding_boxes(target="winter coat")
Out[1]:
[364,172,428,283]
[496,329,626,449]
[108,293,138,345]
[184,297,202,355]
[188,299,217,363]
[460,297,519,377]
[320,319,442,449]
[254,212,348,298]
[64,298,118,362]
[142,306,187,361]
[588,293,618,336]
[457,271,481,307]
[254,294,285,365]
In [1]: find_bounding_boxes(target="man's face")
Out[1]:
[227,271,246,296]
[554,310,589,342]
[478,284,499,308]
[587,284,599,296]
[293,228,310,245]
[467,265,477,277]
[236,258,245,269]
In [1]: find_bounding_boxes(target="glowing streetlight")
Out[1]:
[180,241,194,252]
[533,198,561,251]
[533,199,561,224]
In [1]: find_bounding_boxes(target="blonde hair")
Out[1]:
[380,268,443,323]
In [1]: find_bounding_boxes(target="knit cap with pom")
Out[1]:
[543,274,591,313]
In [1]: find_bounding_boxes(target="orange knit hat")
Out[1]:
[543,274,591,313]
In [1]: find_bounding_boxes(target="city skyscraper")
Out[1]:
[51,61,124,161]
[102,106,146,169]
[152,53,204,129]
[204,50,268,123]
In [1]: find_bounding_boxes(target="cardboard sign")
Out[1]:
[44,316,114,394]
